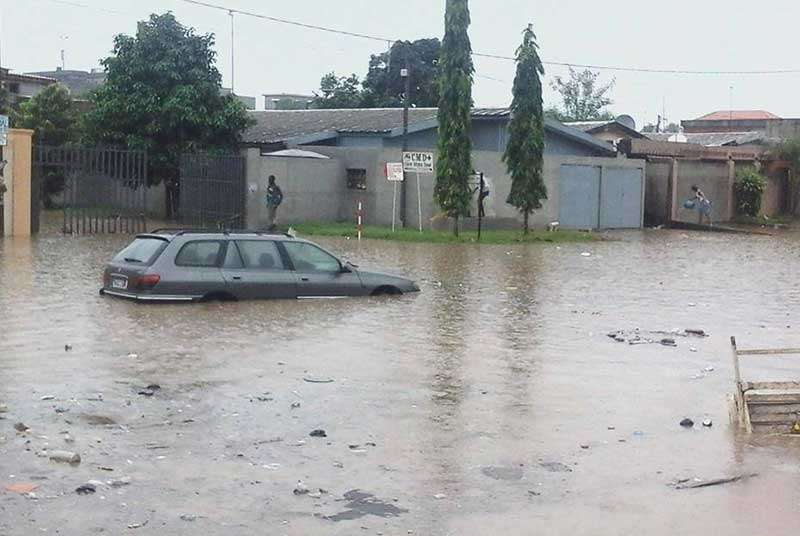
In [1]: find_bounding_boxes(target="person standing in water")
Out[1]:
[265,175,284,231]
[691,185,712,225]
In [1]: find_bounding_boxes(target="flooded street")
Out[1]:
[3,220,800,535]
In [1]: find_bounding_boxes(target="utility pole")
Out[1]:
[400,45,410,228]
[229,10,235,93]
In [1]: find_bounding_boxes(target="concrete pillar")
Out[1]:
[242,148,262,229]
[668,157,679,222]
[727,159,736,221]
[3,129,34,237]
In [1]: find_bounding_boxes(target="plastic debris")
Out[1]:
[675,473,757,489]
[293,480,309,495]
[49,450,81,464]
[680,418,694,428]
[702,419,713,427]
[309,429,327,438]
[3,483,39,494]
[75,483,96,495]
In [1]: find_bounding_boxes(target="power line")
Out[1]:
[38,0,130,15]
[174,0,800,76]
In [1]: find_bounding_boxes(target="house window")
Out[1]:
[347,169,367,190]
[7,83,19,94]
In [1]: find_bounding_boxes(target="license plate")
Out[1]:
[111,277,128,290]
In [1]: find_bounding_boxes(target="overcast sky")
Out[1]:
[3,0,800,127]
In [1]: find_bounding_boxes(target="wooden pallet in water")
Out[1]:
[731,337,800,434]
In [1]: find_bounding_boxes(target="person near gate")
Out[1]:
[265,175,283,231]
[687,184,712,226]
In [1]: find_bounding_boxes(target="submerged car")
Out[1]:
[100,230,420,302]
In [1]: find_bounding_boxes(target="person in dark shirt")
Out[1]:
[265,175,284,231]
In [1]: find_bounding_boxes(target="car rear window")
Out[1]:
[113,237,168,266]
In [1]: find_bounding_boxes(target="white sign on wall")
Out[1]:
[402,151,434,173]
[0,115,8,146]
[385,162,404,182]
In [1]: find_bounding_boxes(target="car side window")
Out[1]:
[235,241,286,270]
[223,242,244,269]
[175,241,223,267]
[283,242,341,273]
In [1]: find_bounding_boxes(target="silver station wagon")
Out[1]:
[100,230,420,302]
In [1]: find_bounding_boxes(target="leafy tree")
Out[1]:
[83,12,252,216]
[17,84,80,146]
[361,39,441,108]
[311,73,363,109]
[503,24,546,234]
[734,167,766,217]
[17,84,81,207]
[549,67,615,121]
[435,0,474,236]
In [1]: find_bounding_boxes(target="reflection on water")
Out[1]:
[3,217,800,535]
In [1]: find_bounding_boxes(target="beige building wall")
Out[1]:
[3,129,34,237]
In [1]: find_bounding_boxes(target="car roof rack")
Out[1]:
[147,228,294,238]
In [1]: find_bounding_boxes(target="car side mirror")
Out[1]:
[340,263,352,273]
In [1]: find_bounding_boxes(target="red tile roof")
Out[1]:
[695,110,779,121]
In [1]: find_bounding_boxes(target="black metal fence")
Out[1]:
[33,145,147,234]
[34,145,148,234]
[178,153,246,229]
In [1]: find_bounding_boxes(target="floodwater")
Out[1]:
[2,218,800,535]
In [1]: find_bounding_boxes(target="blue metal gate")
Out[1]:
[599,167,643,229]
[559,164,643,230]
[559,164,600,229]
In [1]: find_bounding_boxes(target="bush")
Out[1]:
[735,167,767,217]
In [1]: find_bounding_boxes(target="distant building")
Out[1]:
[0,68,55,105]
[263,93,314,110]
[25,67,106,97]
[681,110,780,133]
[219,88,256,110]
[564,115,646,148]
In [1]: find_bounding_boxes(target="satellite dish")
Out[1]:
[615,114,636,131]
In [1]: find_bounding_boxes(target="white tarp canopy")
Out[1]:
[263,149,330,159]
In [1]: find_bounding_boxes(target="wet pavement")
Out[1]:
[2,220,800,535]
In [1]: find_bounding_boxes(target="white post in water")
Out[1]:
[391,182,397,232]
[357,201,363,242]
[416,172,422,232]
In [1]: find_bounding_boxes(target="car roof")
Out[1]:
[136,229,304,242]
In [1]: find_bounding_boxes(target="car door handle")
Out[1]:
[300,277,309,282]
[232,276,242,280]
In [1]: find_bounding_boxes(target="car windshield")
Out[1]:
[112,237,167,265]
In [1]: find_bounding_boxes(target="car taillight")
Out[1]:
[103,271,110,287]
[136,274,161,290]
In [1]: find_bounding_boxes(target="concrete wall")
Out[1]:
[242,144,644,230]
[673,160,732,223]
[761,174,784,216]
[243,148,346,229]
[644,157,789,225]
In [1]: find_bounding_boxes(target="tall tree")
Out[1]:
[549,67,615,121]
[17,84,81,207]
[311,73,363,109]
[83,13,252,216]
[17,84,80,146]
[435,0,474,236]
[504,24,546,234]
[361,39,441,108]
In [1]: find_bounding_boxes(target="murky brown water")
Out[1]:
[2,217,800,535]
